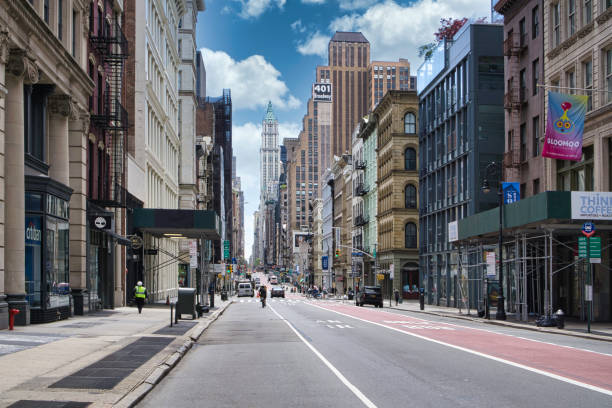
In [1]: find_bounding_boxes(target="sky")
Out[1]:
[195,0,492,261]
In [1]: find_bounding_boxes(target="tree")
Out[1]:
[419,17,487,61]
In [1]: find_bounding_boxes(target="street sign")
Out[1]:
[578,236,588,258]
[223,240,230,259]
[589,236,601,263]
[322,255,328,270]
[582,222,596,237]
[389,264,394,280]
[502,182,520,204]
[351,252,363,257]
[232,257,237,264]
[144,249,158,255]
[129,235,143,250]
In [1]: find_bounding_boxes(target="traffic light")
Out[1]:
[226,264,231,275]
[335,249,341,257]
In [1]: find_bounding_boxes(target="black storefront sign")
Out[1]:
[90,215,112,230]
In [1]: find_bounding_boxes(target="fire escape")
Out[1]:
[503,32,527,181]
[90,18,129,207]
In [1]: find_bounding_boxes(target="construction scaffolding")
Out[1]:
[454,227,605,322]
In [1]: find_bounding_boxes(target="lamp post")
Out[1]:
[482,162,507,321]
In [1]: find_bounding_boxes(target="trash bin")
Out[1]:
[177,288,197,319]
[221,290,228,301]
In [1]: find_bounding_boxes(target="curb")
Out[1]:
[388,306,612,343]
[113,300,233,408]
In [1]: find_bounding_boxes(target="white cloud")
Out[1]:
[329,0,490,65]
[201,48,301,111]
[236,121,301,260]
[296,31,330,59]
[235,0,286,19]
[302,0,327,4]
[291,19,306,33]
[337,0,378,10]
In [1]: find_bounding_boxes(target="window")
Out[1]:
[72,10,77,57]
[405,185,417,209]
[43,0,49,23]
[532,6,539,38]
[552,3,560,47]
[566,70,575,93]
[584,0,592,24]
[532,59,539,95]
[568,0,576,36]
[404,148,416,171]
[178,39,182,56]
[533,178,540,194]
[519,18,526,43]
[24,85,51,163]
[557,145,594,190]
[532,116,540,157]
[584,60,592,111]
[606,49,612,104]
[404,112,416,133]
[58,0,63,40]
[405,223,417,248]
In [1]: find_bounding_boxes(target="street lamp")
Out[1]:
[482,162,507,321]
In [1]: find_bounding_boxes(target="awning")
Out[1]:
[132,208,221,240]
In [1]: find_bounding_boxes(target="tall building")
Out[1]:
[418,23,505,307]
[495,0,544,197]
[367,58,415,110]
[125,0,185,302]
[326,32,370,163]
[260,102,280,202]
[1,0,93,325]
[178,0,206,211]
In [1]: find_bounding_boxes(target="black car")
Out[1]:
[270,286,285,298]
[356,286,383,308]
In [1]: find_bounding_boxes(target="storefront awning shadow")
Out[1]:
[132,209,221,240]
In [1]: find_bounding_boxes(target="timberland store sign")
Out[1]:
[572,192,612,220]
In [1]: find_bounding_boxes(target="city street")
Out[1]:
[140,295,612,407]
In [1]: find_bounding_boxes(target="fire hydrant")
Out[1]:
[9,308,20,330]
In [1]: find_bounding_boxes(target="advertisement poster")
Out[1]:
[571,191,612,220]
[502,182,520,204]
[542,92,588,161]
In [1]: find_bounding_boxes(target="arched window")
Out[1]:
[405,222,417,248]
[404,112,416,134]
[405,185,417,208]
[404,148,416,171]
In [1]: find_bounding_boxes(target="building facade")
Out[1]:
[368,59,415,110]
[1,0,93,326]
[376,91,420,300]
[418,23,505,306]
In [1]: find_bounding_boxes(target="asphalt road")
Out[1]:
[139,297,612,408]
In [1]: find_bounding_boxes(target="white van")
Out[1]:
[238,282,254,297]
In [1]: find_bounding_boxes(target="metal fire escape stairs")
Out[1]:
[90,18,129,207]
[503,32,525,182]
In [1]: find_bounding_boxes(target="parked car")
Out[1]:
[270,286,285,298]
[356,286,383,308]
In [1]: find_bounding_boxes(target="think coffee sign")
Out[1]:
[571,192,612,220]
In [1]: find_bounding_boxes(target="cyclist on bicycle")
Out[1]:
[259,284,267,307]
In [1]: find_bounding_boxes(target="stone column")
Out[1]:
[69,112,89,315]
[48,95,77,186]
[5,49,39,325]
[0,30,9,329]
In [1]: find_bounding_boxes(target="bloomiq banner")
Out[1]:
[542,91,588,161]
[571,192,612,220]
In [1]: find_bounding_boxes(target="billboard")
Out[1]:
[571,192,612,220]
[542,92,588,161]
[313,83,332,102]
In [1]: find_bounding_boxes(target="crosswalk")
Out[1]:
[0,332,66,356]
[235,298,338,306]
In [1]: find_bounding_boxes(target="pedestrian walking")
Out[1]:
[134,281,148,314]
[394,288,400,306]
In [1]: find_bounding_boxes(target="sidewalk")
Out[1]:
[0,295,232,408]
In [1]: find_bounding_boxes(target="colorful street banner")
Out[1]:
[542,91,588,161]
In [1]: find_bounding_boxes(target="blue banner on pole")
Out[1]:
[322,256,328,270]
[502,182,520,204]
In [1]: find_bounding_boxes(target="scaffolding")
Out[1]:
[453,227,603,322]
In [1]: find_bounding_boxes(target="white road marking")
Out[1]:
[304,302,612,397]
[269,304,377,408]
[326,324,335,328]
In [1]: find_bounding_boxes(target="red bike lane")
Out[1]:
[307,301,612,396]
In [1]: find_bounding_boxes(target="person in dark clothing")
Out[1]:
[134,281,148,313]
[259,285,267,307]
[394,288,400,306]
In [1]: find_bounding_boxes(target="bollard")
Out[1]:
[9,308,20,330]
[175,303,179,324]
[170,303,174,327]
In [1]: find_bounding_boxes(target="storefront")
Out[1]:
[25,176,72,323]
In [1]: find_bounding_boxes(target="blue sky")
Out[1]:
[195,0,491,259]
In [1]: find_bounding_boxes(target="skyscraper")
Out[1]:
[260,102,280,202]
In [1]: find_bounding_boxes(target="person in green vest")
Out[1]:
[134,281,148,314]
